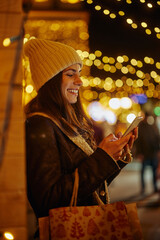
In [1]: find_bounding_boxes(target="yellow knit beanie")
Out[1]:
[24,38,82,91]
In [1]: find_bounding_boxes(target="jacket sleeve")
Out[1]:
[26,116,122,217]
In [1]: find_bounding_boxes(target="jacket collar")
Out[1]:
[27,112,94,156]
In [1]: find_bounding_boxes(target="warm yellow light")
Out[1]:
[123,55,129,62]
[137,79,143,87]
[80,32,89,40]
[94,59,101,66]
[117,56,124,63]
[156,33,160,39]
[145,29,151,35]
[81,77,89,87]
[131,59,137,66]
[151,71,157,78]
[131,23,138,29]
[110,66,116,73]
[3,38,11,47]
[136,70,144,78]
[147,3,153,8]
[95,5,101,10]
[157,1,160,5]
[25,84,34,94]
[95,50,102,57]
[115,79,123,87]
[104,64,111,71]
[93,77,101,85]
[83,90,93,100]
[87,0,93,4]
[104,83,112,91]
[155,76,160,83]
[88,53,95,60]
[103,9,110,15]
[118,11,125,16]
[126,18,133,24]
[121,66,128,74]
[156,62,160,69]
[85,59,93,66]
[143,79,149,86]
[108,57,115,64]
[4,232,14,240]
[126,0,132,4]
[146,90,153,98]
[126,78,133,86]
[133,80,138,88]
[115,62,122,69]
[102,56,109,63]
[105,77,113,84]
[150,58,154,64]
[128,66,136,74]
[137,60,143,68]
[148,83,155,91]
[144,56,150,63]
[82,51,89,58]
[140,0,145,2]
[141,22,147,28]
[154,27,160,33]
[110,13,116,19]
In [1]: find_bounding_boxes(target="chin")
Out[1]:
[68,97,78,104]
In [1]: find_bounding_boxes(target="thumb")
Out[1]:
[105,133,118,142]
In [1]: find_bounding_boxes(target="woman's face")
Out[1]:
[62,64,82,104]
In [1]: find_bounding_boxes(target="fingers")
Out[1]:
[105,134,118,142]
[116,132,122,139]
[128,135,135,150]
[133,127,138,140]
[118,132,133,148]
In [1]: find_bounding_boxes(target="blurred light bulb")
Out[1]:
[3,38,11,47]
[4,232,14,240]
[127,113,136,123]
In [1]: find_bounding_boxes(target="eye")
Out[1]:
[67,74,73,77]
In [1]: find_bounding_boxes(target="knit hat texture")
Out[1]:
[24,38,82,91]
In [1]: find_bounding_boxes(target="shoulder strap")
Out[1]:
[27,112,94,156]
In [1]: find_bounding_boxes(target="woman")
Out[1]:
[24,39,138,220]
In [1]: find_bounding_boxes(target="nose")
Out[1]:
[74,75,83,86]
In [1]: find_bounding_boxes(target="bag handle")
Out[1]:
[70,169,110,208]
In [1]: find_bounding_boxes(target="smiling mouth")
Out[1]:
[67,89,78,95]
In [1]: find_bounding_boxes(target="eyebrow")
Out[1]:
[64,68,82,73]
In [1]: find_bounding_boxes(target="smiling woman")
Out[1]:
[24,38,138,239]
[62,64,82,103]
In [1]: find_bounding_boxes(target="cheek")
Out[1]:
[61,82,68,96]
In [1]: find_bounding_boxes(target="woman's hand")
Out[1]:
[98,127,138,161]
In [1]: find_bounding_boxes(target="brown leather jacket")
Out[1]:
[25,115,126,218]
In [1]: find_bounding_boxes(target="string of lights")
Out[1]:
[117,0,160,8]
[84,0,160,40]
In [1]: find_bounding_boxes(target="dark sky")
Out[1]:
[87,0,160,61]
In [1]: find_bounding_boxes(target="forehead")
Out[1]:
[63,63,81,72]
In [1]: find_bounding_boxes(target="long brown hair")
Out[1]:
[25,72,96,148]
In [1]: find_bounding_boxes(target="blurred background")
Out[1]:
[0,0,160,239]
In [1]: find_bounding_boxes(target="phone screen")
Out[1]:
[123,116,143,137]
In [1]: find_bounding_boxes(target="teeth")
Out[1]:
[68,89,78,93]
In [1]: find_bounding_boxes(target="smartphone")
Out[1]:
[123,116,143,137]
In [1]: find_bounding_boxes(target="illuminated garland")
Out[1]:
[84,0,160,40]
[78,49,160,84]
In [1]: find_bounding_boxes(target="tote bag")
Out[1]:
[39,169,143,240]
